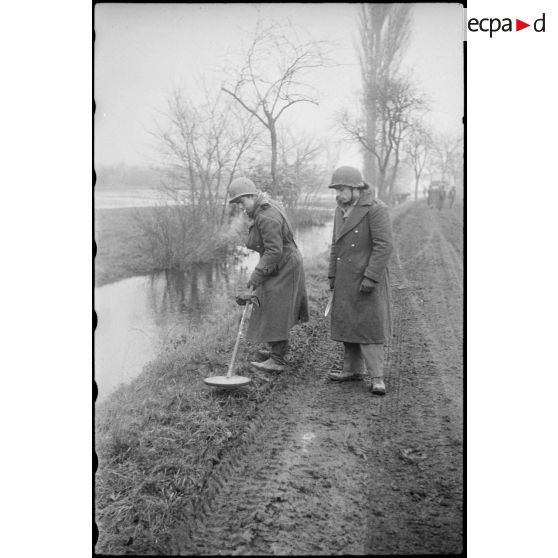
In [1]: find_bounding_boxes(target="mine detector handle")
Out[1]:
[226,303,252,378]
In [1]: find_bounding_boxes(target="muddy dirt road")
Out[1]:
[172,201,463,555]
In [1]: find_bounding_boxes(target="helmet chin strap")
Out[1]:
[337,186,360,206]
[350,187,360,204]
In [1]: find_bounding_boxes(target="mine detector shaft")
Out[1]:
[203,294,259,389]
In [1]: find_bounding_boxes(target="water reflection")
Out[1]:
[144,257,259,329]
[95,222,332,401]
[294,223,333,262]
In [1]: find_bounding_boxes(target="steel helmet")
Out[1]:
[328,166,367,189]
[228,177,258,204]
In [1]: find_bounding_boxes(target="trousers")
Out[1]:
[269,340,288,365]
[343,342,385,378]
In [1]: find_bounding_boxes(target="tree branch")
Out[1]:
[221,87,268,128]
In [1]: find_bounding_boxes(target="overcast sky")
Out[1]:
[95,2,463,168]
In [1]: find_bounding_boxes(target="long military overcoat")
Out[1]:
[328,191,393,344]
[245,199,309,343]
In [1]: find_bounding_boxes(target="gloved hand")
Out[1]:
[328,277,335,290]
[235,292,260,307]
[359,277,377,294]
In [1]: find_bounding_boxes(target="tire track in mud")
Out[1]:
[405,206,463,423]
[173,318,389,555]
[393,204,463,416]
[170,200,463,555]
[362,201,463,554]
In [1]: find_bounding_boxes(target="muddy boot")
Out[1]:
[329,343,364,382]
[361,344,386,395]
[371,377,386,395]
[251,341,287,373]
[254,341,285,360]
[256,348,271,360]
[250,358,285,373]
[328,370,364,382]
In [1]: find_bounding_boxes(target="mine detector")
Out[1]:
[203,294,259,389]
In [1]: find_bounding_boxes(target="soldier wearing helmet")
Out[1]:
[228,177,309,373]
[447,185,456,208]
[327,166,393,395]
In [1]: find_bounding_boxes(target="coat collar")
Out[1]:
[247,194,271,219]
[335,190,374,241]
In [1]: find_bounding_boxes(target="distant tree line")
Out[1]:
[95,164,161,190]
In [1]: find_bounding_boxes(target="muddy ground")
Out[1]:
[168,200,463,555]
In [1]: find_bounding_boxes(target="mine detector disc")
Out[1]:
[203,375,251,389]
[204,301,254,389]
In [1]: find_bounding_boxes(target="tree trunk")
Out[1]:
[363,15,384,185]
[270,121,278,195]
[378,167,388,201]
[364,97,376,184]
[186,164,199,226]
[388,154,400,200]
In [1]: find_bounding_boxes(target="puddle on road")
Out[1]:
[301,432,316,452]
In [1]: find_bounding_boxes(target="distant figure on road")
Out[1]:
[436,187,446,211]
[229,177,309,373]
[448,186,456,208]
[427,187,435,208]
[326,166,393,395]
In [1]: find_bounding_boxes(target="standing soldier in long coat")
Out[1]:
[437,186,446,211]
[427,186,434,207]
[229,177,309,373]
[327,166,393,395]
[448,186,456,208]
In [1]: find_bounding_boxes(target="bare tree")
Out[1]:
[155,87,260,226]
[136,86,262,269]
[404,120,433,200]
[340,74,427,201]
[221,20,330,195]
[276,127,324,207]
[431,132,463,188]
[358,4,413,183]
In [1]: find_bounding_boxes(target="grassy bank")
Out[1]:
[95,208,159,287]
[95,257,330,554]
[95,205,332,288]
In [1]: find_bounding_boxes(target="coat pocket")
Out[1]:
[337,257,366,276]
